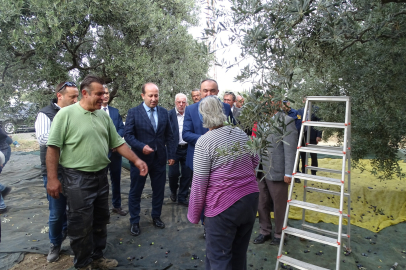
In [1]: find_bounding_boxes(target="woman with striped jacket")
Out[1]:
[187,96,259,270]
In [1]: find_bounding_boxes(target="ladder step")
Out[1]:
[278,255,330,270]
[289,200,342,216]
[303,121,348,128]
[306,96,350,102]
[294,173,343,186]
[283,227,338,246]
[305,187,350,197]
[305,166,348,175]
[299,144,349,157]
[302,224,350,239]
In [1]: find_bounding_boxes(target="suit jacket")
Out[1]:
[297,106,322,142]
[262,112,298,181]
[124,103,175,166]
[182,100,234,170]
[108,106,125,137]
[168,108,181,155]
[232,106,242,119]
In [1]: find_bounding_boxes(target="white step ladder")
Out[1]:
[275,96,352,270]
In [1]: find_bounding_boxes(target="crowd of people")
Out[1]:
[0,75,322,269]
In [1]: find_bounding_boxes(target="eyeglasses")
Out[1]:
[57,82,76,92]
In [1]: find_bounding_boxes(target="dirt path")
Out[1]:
[9,254,74,270]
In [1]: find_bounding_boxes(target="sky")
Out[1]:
[188,1,253,95]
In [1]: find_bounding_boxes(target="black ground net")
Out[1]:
[0,152,405,269]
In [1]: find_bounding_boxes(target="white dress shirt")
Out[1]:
[176,108,187,145]
[101,105,110,116]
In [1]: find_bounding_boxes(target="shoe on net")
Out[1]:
[112,207,128,216]
[270,237,281,245]
[170,193,177,202]
[91,257,118,270]
[47,243,61,262]
[253,233,271,244]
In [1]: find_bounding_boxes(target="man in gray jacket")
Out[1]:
[253,110,298,245]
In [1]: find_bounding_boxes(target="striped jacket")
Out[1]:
[188,126,259,224]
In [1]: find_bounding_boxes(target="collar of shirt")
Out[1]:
[77,102,99,116]
[53,103,61,109]
[175,108,184,116]
[101,105,108,110]
[142,102,156,113]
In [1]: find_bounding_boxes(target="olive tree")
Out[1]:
[207,0,406,178]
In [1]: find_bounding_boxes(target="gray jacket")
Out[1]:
[232,106,242,119]
[262,112,298,181]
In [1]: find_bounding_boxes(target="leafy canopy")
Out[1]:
[208,0,406,178]
[0,0,211,114]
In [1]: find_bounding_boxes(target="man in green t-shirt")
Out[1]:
[46,75,148,270]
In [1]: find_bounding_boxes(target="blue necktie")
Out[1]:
[149,108,157,132]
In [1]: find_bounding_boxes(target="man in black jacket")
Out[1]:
[0,126,12,215]
[34,81,79,262]
[297,97,322,175]
[168,93,192,206]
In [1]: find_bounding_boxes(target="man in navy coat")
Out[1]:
[183,79,234,171]
[182,79,234,236]
[102,86,127,216]
[124,83,175,236]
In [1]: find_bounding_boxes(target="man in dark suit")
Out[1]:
[183,79,234,171]
[168,93,192,206]
[102,86,127,216]
[124,83,175,236]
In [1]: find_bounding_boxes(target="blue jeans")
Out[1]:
[0,146,11,209]
[43,175,68,246]
[0,183,6,209]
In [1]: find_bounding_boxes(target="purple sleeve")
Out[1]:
[187,142,211,224]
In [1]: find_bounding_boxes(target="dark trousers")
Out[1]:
[62,168,110,268]
[298,138,318,174]
[168,146,192,203]
[129,154,166,224]
[107,151,122,208]
[257,179,288,238]
[205,192,259,270]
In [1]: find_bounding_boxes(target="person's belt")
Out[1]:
[64,167,107,176]
[178,144,188,149]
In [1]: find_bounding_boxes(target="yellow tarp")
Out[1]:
[270,158,406,232]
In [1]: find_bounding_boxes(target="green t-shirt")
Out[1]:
[47,102,125,172]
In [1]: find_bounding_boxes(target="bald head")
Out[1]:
[200,79,219,98]
[236,95,244,108]
[141,82,158,94]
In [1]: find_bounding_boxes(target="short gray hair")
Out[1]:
[199,96,227,129]
[224,91,236,101]
[174,93,187,103]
